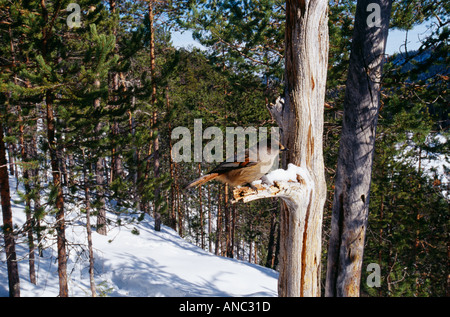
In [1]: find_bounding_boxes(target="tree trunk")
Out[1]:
[147,0,161,231]
[278,0,328,297]
[82,150,96,297]
[208,183,212,252]
[153,110,161,231]
[215,186,223,256]
[30,117,44,257]
[13,18,36,281]
[19,110,36,285]
[265,207,278,269]
[94,78,107,236]
[224,184,232,258]
[40,0,68,296]
[46,90,69,297]
[177,182,183,237]
[198,163,204,248]
[233,0,328,295]
[167,89,177,231]
[325,0,392,297]
[108,0,123,184]
[0,119,20,297]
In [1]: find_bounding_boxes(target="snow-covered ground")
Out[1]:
[0,178,278,297]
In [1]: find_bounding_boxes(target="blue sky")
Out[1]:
[386,23,433,55]
[171,23,434,56]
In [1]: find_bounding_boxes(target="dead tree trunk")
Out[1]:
[234,0,328,297]
[277,0,328,297]
[325,0,392,297]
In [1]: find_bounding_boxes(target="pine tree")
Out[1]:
[0,118,20,297]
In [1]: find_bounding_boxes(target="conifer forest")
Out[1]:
[0,0,448,297]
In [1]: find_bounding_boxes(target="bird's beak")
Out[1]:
[279,143,288,151]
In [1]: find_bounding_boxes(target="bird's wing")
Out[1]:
[208,157,258,174]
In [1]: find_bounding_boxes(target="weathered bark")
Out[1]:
[237,0,328,296]
[325,0,392,297]
[0,119,20,297]
[275,0,328,297]
[233,163,326,297]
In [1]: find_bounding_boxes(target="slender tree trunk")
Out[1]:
[224,184,233,258]
[325,0,392,297]
[93,78,107,236]
[167,89,177,230]
[177,182,183,237]
[40,0,68,296]
[30,116,43,257]
[108,0,123,184]
[46,91,68,297]
[231,204,236,258]
[82,150,96,297]
[19,111,36,285]
[0,119,20,297]
[153,110,161,231]
[11,23,36,282]
[146,0,161,230]
[208,183,212,252]
[215,186,223,256]
[95,157,107,236]
[6,134,15,177]
[265,208,278,269]
[198,163,204,248]
[169,145,177,230]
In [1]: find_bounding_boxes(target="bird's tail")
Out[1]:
[185,173,219,189]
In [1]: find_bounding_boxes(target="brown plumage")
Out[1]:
[186,140,287,189]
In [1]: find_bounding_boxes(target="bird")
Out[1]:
[185,139,287,189]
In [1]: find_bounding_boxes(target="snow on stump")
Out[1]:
[232,164,314,210]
